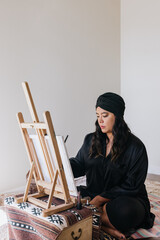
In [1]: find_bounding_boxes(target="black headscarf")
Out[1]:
[96,92,125,118]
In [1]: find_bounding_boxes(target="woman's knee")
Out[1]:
[105,196,145,232]
[101,203,115,229]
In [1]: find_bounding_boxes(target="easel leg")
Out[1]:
[47,170,58,209]
[23,162,35,202]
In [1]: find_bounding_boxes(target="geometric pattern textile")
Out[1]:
[2,195,100,240]
[2,193,160,239]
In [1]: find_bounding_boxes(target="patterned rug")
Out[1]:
[0,195,101,240]
[145,180,160,197]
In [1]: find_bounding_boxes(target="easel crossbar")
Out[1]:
[21,122,47,129]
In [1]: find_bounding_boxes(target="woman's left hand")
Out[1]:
[90,195,110,208]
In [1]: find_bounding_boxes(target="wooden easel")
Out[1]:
[15,82,76,217]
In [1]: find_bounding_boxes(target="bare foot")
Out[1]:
[102,225,126,240]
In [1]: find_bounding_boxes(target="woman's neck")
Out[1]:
[106,133,114,157]
[106,133,114,144]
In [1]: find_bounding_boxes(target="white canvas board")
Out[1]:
[30,135,78,197]
[30,135,51,182]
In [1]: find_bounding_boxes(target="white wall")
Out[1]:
[121,0,160,174]
[0,0,120,192]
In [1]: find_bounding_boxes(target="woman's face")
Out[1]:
[96,107,115,134]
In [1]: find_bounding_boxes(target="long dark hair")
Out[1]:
[90,117,131,161]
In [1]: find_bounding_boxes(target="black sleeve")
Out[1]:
[100,144,148,199]
[69,134,90,178]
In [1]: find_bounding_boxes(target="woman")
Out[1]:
[70,92,155,239]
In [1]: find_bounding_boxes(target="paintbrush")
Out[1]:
[76,191,82,210]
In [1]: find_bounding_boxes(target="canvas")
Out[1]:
[30,134,78,197]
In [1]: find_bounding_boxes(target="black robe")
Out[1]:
[70,133,155,229]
